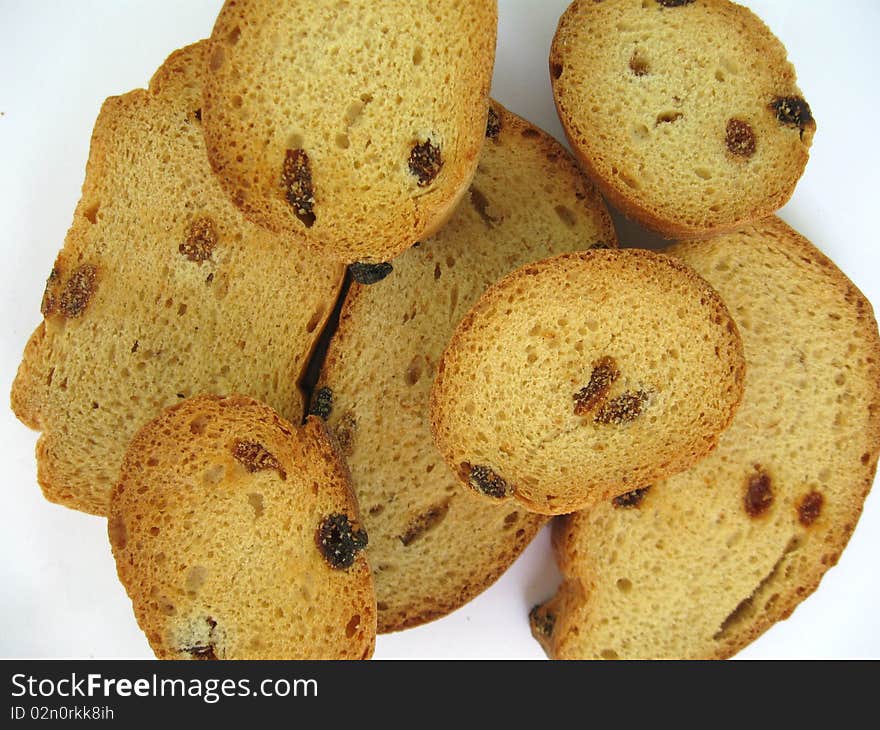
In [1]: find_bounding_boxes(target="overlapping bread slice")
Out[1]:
[550,0,815,238]
[314,103,616,631]
[10,42,343,515]
[202,0,497,264]
[109,395,375,660]
[531,218,880,659]
[431,248,745,515]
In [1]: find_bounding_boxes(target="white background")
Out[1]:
[0,0,878,659]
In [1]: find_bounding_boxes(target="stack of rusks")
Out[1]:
[12,0,880,660]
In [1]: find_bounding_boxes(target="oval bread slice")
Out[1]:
[202,0,497,264]
[531,218,880,659]
[314,102,616,631]
[109,394,376,660]
[550,0,815,238]
[431,248,745,515]
[9,42,343,516]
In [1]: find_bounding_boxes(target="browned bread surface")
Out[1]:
[315,102,616,631]
[202,0,498,263]
[109,394,376,660]
[532,218,880,659]
[431,248,745,515]
[551,0,815,238]
[10,42,343,515]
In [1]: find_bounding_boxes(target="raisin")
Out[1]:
[408,139,442,186]
[744,467,773,517]
[486,107,501,139]
[770,96,814,134]
[467,464,513,499]
[726,119,756,157]
[529,605,555,638]
[797,491,824,526]
[281,148,315,227]
[349,262,393,285]
[59,264,98,318]
[656,0,695,6]
[179,216,217,262]
[231,439,286,479]
[334,411,357,457]
[316,514,368,569]
[193,108,202,122]
[612,486,651,508]
[40,267,61,317]
[574,357,620,416]
[399,500,451,546]
[184,644,217,660]
[308,386,333,420]
[594,390,648,425]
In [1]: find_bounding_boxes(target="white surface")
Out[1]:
[0,0,877,660]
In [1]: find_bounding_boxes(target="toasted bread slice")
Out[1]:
[532,218,880,659]
[10,42,343,515]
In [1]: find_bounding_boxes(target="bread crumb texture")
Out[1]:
[202,0,498,263]
[551,0,815,237]
[10,42,343,515]
[315,103,615,631]
[109,395,376,660]
[534,218,880,659]
[431,247,745,515]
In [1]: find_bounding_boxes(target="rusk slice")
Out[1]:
[202,0,497,264]
[550,0,815,238]
[431,249,745,515]
[109,395,375,660]
[315,103,615,631]
[10,42,343,515]
[532,218,880,659]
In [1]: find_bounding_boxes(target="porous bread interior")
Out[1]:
[109,394,376,660]
[318,102,616,632]
[538,218,880,660]
[9,42,343,515]
[203,0,497,263]
[431,249,745,515]
[551,0,814,238]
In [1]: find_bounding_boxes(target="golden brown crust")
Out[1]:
[316,102,613,632]
[109,394,376,660]
[10,42,343,515]
[550,0,814,238]
[430,248,746,515]
[202,0,498,263]
[534,217,880,659]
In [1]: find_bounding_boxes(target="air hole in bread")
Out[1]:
[470,186,500,227]
[629,51,649,76]
[247,492,265,519]
[203,464,225,486]
[521,127,540,139]
[83,202,100,224]
[616,578,632,593]
[346,614,361,638]
[108,514,127,549]
[695,167,713,180]
[404,355,423,386]
[656,111,682,125]
[551,61,564,79]
[412,47,424,65]
[600,649,619,660]
[185,565,207,594]
[335,133,350,149]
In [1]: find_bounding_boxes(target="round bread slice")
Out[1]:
[202,0,497,264]
[430,249,745,515]
[313,102,615,632]
[531,218,880,659]
[550,0,815,238]
[9,42,343,516]
[109,394,376,660]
